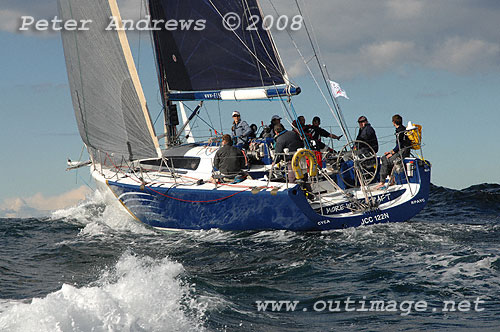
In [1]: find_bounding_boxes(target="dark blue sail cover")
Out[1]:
[148,0,286,93]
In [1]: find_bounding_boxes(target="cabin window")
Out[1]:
[140,157,201,170]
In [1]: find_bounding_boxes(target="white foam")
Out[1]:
[437,256,498,281]
[0,253,207,332]
[249,229,301,243]
[388,248,500,295]
[51,190,154,235]
[188,228,232,242]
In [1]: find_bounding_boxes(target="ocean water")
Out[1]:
[1,184,499,331]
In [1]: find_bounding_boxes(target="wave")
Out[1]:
[418,183,500,223]
[0,253,207,332]
[50,190,154,235]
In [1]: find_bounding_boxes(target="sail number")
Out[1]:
[361,213,390,226]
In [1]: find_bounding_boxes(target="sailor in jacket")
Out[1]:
[214,134,246,179]
[231,111,252,148]
[355,116,378,153]
[377,114,412,188]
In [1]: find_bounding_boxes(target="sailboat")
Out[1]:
[58,0,431,231]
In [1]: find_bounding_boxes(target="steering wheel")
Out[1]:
[336,140,378,187]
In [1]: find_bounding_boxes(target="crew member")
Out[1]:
[355,116,378,154]
[309,116,341,151]
[376,114,412,189]
[259,115,282,138]
[269,115,282,133]
[248,123,258,139]
[292,116,308,136]
[213,134,246,182]
[274,123,304,183]
[231,111,252,148]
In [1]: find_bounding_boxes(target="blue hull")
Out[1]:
[106,160,431,231]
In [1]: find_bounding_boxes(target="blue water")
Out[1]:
[1,184,499,331]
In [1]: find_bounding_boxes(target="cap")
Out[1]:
[271,115,282,120]
[232,111,240,116]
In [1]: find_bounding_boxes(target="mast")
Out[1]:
[147,0,178,147]
[163,100,179,147]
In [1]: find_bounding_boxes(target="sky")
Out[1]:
[1,0,499,217]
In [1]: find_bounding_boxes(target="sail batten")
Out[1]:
[58,0,161,160]
[148,0,289,98]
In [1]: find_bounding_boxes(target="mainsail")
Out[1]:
[58,0,161,161]
[148,0,297,100]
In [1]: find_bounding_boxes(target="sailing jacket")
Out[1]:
[214,145,246,176]
[274,130,304,162]
[309,125,332,150]
[231,120,252,146]
[393,125,412,158]
[355,123,378,153]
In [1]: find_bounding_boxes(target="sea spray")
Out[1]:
[51,190,153,235]
[0,253,207,332]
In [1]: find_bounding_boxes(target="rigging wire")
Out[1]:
[265,0,348,143]
[183,102,218,133]
[217,100,223,134]
[152,107,163,126]
[265,0,342,131]
[299,0,353,141]
[293,0,351,142]
[202,102,216,133]
[243,0,289,83]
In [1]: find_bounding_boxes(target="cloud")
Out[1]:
[269,0,500,79]
[386,0,424,20]
[429,37,500,73]
[0,186,91,218]
[0,9,29,33]
[0,1,59,35]
[360,41,416,70]
[4,0,500,78]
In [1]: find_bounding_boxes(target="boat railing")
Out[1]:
[265,152,294,188]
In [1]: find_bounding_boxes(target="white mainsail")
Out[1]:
[58,0,161,161]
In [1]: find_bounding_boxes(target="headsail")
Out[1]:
[58,0,161,161]
[148,0,298,100]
